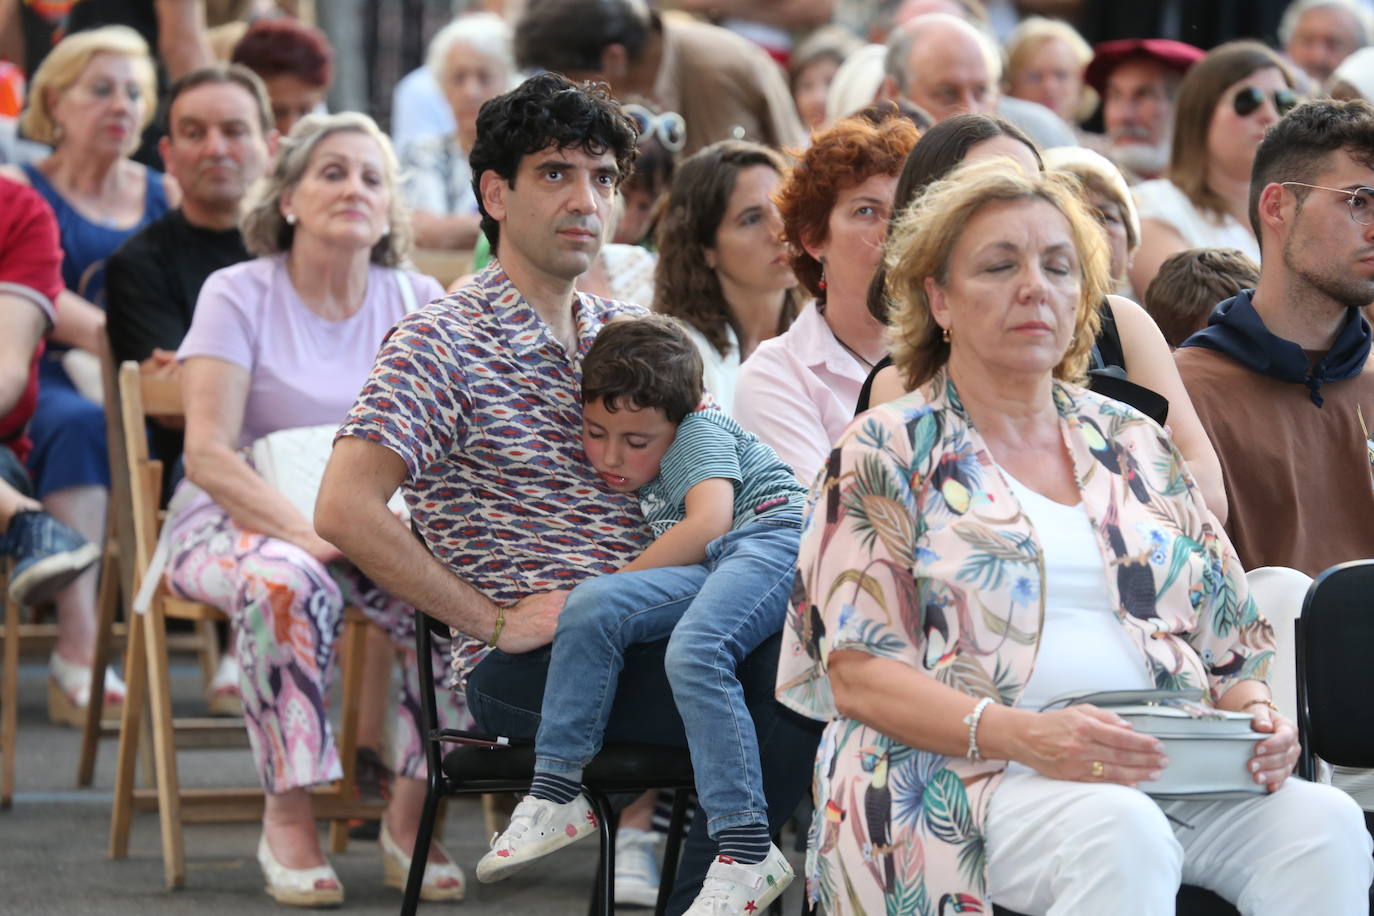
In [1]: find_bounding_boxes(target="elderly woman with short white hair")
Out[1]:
[399,12,517,250]
[780,159,1371,915]
[166,111,462,907]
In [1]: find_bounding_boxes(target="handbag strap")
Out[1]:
[394,268,417,313]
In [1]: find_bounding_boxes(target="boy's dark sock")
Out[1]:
[529,771,582,805]
[715,824,771,865]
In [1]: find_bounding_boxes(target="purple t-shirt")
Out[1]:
[178,254,443,446]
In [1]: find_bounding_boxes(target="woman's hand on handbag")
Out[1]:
[1246,706,1299,792]
[1016,704,1169,786]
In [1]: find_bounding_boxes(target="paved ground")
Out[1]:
[0,654,806,916]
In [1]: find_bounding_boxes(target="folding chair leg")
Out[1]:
[656,789,691,916]
[78,541,121,786]
[2,570,19,810]
[586,791,616,916]
[109,609,148,859]
[143,600,187,889]
[193,618,218,689]
[327,612,368,853]
[399,772,443,916]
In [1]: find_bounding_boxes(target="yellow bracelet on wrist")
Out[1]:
[488,604,506,649]
[1242,697,1279,712]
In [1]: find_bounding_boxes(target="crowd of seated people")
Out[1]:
[3,0,1374,912]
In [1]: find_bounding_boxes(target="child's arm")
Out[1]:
[620,477,735,573]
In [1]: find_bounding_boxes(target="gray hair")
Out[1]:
[1278,0,1372,49]
[425,12,517,87]
[883,13,1001,98]
[240,111,413,266]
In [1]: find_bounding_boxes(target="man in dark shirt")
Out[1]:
[106,63,275,469]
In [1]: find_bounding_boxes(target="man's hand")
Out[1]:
[139,348,179,378]
[496,590,569,653]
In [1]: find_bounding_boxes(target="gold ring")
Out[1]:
[1090,760,1105,779]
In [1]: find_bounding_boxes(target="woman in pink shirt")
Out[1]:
[734,109,919,481]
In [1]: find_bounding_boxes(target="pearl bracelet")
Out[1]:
[964,697,993,762]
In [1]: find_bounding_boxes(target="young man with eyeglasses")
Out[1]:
[1175,98,1374,578]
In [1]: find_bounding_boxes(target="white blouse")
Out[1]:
[1133,179,1260,262]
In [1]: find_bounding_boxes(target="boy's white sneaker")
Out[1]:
[475,793,598,883]
[683,843,793,915]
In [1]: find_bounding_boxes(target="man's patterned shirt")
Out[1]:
[338,265,651,684]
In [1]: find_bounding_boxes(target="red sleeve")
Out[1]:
[0,178,61,462]
[0,177,63,320]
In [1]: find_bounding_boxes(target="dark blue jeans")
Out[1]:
[0,443,33,496]
[467,630,820,916]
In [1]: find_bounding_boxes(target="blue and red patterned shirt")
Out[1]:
[338,265,652,683]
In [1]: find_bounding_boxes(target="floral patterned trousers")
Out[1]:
[164,498,466,794]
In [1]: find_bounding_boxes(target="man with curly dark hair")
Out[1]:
[319,72,819,913]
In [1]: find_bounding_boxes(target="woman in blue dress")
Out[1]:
[2,25,177,724]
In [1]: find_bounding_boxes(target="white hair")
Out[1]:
[425,12,517,86]
[827,43,888,122]
[1278,0,1371,49]
[883,12,1001,97]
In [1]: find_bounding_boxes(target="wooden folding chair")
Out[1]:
[78,338,227,787]
[106,360,383,888]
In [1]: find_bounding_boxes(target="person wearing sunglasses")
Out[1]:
[1130,42,1298,295]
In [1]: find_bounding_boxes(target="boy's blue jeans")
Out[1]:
[532,516,801,837]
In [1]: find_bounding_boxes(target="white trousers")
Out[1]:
[985,769,1373,915]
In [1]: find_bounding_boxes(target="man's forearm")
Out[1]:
[318,493,502,641]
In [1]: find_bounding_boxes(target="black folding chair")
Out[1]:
[401,609,699,916]
[1296,560,1374,781]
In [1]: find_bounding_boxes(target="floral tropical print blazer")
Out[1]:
[776,372,1274,916]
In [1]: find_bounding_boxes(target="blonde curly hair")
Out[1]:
[884,159,1111,391]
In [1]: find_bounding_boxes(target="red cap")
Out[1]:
[1084,38,1206,94]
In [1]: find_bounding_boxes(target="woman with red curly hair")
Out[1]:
[232,17,334,136]
[733,109,919,481]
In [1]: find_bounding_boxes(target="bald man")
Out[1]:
[882,12,1073,147]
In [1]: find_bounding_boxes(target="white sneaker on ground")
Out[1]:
[683,843,793,915]
[614,826,662,907]
[475,793,598,883]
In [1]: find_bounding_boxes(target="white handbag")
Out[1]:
[1041,689,1264,800]
[248,424,407,523]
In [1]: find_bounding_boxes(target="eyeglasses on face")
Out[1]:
[1232,85,1298,118]
[1280,181,1374,225]
[622,103,686,154]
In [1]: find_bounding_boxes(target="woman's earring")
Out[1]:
[941,326,951,343]
[818,257,827,292]
[381,224,391,237]
[284,212,297,225]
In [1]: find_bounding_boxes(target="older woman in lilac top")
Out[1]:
[166,112,462,907]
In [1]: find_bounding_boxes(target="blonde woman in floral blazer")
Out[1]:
[777,161,1371,915]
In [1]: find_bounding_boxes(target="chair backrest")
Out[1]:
[114,360,183,596]
[1244,566,1312,722]
[1296,560,1374,772]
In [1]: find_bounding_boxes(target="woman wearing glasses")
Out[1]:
[1130,42,1298,294]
